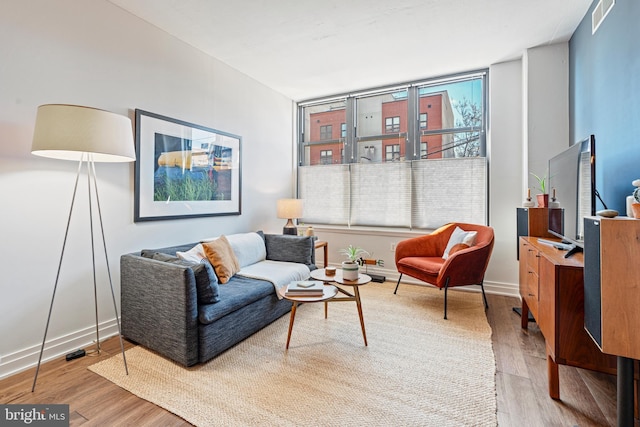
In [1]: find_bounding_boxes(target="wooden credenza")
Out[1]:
[519,236,617,400]
[583,217,640,425]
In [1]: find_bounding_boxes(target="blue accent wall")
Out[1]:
[570,0,640,214]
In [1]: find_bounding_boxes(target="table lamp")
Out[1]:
[30,104,135,391]
[277,198,303,235]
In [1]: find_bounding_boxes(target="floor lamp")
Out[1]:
[30,104,135,392]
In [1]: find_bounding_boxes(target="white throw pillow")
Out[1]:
[442,227,477,260]
[176,243,206,263]
[226,232,267,268]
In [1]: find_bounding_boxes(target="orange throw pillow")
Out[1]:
[202,235,240,284]
[448,243,470,256]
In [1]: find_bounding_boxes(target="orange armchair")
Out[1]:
[394,222,494,319]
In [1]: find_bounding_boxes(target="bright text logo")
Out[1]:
[1,405,68,426]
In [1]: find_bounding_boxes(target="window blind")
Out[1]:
[350,162,411,227]
[299,157,486,229]
[411,157,487,229]
[298,164,350,225]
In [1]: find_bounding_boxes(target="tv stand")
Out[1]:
[519,237,616,400]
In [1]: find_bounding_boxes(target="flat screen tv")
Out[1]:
[547,135,596,255]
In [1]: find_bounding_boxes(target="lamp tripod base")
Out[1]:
[31,156,128,392]
[86,345,102,357]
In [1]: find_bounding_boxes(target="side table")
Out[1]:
[310,268,371,346]
[314,240,328,268]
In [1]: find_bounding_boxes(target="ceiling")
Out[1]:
[109,0,592,101]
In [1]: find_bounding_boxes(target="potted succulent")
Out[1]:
[339,245,369,281]
[531,171,549,208]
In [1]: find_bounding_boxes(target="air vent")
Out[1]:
[592,0,615,34]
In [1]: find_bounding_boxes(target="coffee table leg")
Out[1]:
[324,301,328,319]
[286,302,298,349]
[353,286,367,346]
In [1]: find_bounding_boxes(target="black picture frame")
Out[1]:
[134,109,241,222]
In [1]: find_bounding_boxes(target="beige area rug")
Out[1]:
[89,281,497,426]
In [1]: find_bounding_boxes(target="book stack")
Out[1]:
[284,280,325,297]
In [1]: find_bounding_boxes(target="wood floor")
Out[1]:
[0,293,625,426]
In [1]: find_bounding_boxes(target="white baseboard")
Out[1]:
[0,318,120,380]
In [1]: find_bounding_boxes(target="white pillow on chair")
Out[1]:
[442,226,477,259]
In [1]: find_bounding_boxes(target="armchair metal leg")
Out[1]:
[394,274,403,294]
[443,278,449,320]
[479,282,489,309]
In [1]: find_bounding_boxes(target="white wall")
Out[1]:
[0,1,294,378]
[524,43,570,191]
[487,60,524,294]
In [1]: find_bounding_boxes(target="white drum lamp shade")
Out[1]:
[31,104,136,162]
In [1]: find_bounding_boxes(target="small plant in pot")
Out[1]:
[632,187,640,218]
[531,171,549,207]
[339,245,369,281]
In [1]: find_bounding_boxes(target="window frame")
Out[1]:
[296,70,488,229]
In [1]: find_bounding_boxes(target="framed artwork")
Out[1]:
[134,109,241,221]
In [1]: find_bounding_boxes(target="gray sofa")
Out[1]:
[120,231,316,366]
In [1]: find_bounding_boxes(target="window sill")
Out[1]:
[299,224,431,238]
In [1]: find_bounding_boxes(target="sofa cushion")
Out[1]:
[226,232,267,268]
[145,252,220,304]
[202,235,240,284]
[265,234,314,265]
[198,275,275,324]
[397,256,444,276]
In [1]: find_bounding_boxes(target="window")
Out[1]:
[297,70,487,229]
[299,102,345,165]
[385,116,400,133]
[419,113,428,129]
[320,150,333,165]
[385,144,401,162]
[320,125,332,140]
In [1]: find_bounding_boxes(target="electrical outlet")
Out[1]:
[390,243,396,252]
